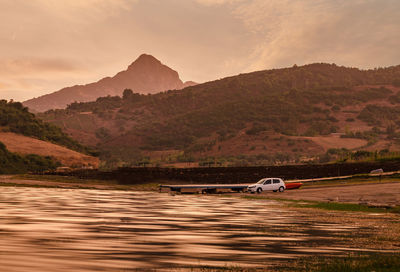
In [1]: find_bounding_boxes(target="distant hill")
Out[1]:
[40,63,400,167]
[0,100,98,168]
[23,54,197,112]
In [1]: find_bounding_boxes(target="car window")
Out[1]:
[273,179,281,184]
[256,179,265,184]
[263,180,271,185]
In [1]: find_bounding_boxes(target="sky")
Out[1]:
[0,0,399,101]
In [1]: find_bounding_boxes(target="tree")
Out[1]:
[122,89,134,100]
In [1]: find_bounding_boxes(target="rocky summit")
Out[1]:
[23,54,196,112]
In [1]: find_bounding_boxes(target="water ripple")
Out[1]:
[0,187,374,271]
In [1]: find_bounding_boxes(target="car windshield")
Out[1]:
[256,179,265,184]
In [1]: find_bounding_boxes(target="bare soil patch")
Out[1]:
[305,135,367,151]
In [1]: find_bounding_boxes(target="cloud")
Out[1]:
[0,88,41,102]
[0,58,81,76]
[0,0,399,102]
[0,79,41,101]
[227,0,400,71]
[0,57,93,101]
[33,0,134,20]
[195,0,241,6]
[0,82,10,89]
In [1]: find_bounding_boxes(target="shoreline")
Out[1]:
[1,174,400,212]
[0,174,159,191]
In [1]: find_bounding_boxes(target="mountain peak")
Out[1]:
[137,53,159,61]
[23,54,196,112]
[128,54,162,69]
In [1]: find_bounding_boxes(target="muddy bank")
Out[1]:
[255,182,400,207]
[3,175,399,208]
[47,160,400,184]
[0,175,157,191]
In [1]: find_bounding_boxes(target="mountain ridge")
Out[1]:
[40,62,400,167]
[23,54,196,112]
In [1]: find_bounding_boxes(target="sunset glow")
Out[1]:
[1,0,399,101]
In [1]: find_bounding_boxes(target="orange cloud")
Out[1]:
[0,0,399,102]
[0,58,81,76]
[0,82,9,89]
[229,0,400,71]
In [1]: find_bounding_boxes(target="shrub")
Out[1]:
[0,141,60,174]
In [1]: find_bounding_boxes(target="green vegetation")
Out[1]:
[0,141,60,174]
[95,127,111,140]
[340,128,380,145]
[245,122,267,135]
[98,152,307,168]
[276,253,400,272]
[40,64,400,166]
[323,148,400,163]
[303,201,399,213]
[295,254,400,272]
[184,253,400,271]
[358,104,400,126]
[0,100,96,156]
[389,91,400,104]
[241,195,400,214]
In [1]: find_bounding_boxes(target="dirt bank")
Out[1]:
[2,174,399,208]
[259,182,400,206]
[0,175,157,191]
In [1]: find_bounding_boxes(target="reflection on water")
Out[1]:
[0,187,371,271]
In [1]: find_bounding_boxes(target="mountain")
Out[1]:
[23,54,197,112]
[39,63,400,167]
[0,100,98,170]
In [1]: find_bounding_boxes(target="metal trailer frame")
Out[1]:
[159,184,250,194]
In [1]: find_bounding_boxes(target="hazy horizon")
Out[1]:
[1,0,400,102]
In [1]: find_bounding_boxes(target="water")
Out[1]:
[0,187,371,271]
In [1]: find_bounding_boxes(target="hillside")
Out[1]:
[0,141,59,174]
[0,99,98,169]
[23,54,196,112]
[39,63,400,167]
[0,132,99,168]
[0,99,95,155]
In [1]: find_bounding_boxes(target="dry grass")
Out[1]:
[0,132,99,167]
[305,135,367,151]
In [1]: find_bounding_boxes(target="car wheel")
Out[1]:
[257,187,262,194]
[279,186,284,192]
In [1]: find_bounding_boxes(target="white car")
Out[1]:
[247,178,286,193]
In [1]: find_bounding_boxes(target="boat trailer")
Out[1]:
[159,184,250,194]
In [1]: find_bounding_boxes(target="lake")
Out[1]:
[0,187,368,271]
